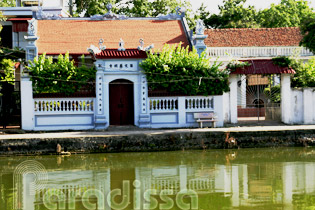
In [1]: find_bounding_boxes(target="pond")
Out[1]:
[1,148,315,209]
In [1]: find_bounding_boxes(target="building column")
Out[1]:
[94,66,107,129]
[303,88,313,124]
[229,74,238,124]
[138,74,150,128]
[21,75,34,130]
[281,74,291,124]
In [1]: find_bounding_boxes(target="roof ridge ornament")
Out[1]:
[195,19,205,35]
[118,38,125,51]
[37,6,61,20]
[158,7,186,20]
[138,38,145,51]
[90,3,128,20]
[137,38,154,51]
[99,39,106,51]
[87,45,101,55]
[27,18,36,36]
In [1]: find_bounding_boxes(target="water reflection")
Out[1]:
[1,148,315,209]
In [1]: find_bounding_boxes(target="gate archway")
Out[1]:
[231,59,295,123]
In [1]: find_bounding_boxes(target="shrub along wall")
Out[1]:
[27,53,96,96]
[140,44,230,96]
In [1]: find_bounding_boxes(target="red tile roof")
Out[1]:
[95,49,147,59]
[230,59,296,74]
[205,27,302,47]
[36,19,189,55]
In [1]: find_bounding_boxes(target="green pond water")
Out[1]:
[1,148,315,210]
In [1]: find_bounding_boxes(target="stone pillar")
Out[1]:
[281,74,291,124]
[229,74,238,124]
[139,74,150,128]
[192,19,208,57]
[21,75,34,130]
[94,61,107,129]
[303,88,313,124]
[214,95,224,127]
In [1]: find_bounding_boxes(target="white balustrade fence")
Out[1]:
[207,47,313,58]
[149,97,178,112]
[34,98,94,113]
[31,97,95,130]
[186,96,214,110]
[148,95,223,128]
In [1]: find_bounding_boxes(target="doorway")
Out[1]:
[109,79,134,125]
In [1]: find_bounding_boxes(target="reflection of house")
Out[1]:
[11,158,315,210]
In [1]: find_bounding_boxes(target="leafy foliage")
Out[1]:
[300,17,315,54]
[204,0,260,29]
[201,0,314,29]
[272,56,293,67]
[264,85,281,103]
[72,0,196,27]
[0,58,14,82]
[74,0,189,17]
[273,56,315,88]
[27,53,96,95]
[291,57,315,87]
[0,0,15,7]
[0,47,25,82]
[140,44,230,96]
[226,60,251,72]
[258,0,314,28]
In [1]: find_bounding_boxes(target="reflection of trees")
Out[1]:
[0,173,14,210]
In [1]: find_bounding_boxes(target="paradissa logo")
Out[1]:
[43,180,198,210]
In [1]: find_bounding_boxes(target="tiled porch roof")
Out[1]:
[230,59,296,74]
[95,49,147,59]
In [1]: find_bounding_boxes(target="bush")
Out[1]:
[140,44,230,96]
[272,56,315,88]
[27,53,96,95]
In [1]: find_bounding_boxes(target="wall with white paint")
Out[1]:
[289,88,315,124]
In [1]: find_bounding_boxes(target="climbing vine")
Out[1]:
[140,44,230,96]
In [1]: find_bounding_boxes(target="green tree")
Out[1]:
[203,0,260,28]
[0,0,15,7]
[291,57,315,88]
[258,0,314,28]
[27,53,96,95]
[300,17,315,54]
[140,44,230,96]
[272,56,315,88]
[74,0,189,17]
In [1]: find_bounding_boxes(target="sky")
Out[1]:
[189,0,315,13]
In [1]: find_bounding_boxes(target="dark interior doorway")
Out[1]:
[109,79,134,125]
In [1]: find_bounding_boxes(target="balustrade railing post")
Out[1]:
[178,97,186,126]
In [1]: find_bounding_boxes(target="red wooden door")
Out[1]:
[109,80,134,125]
